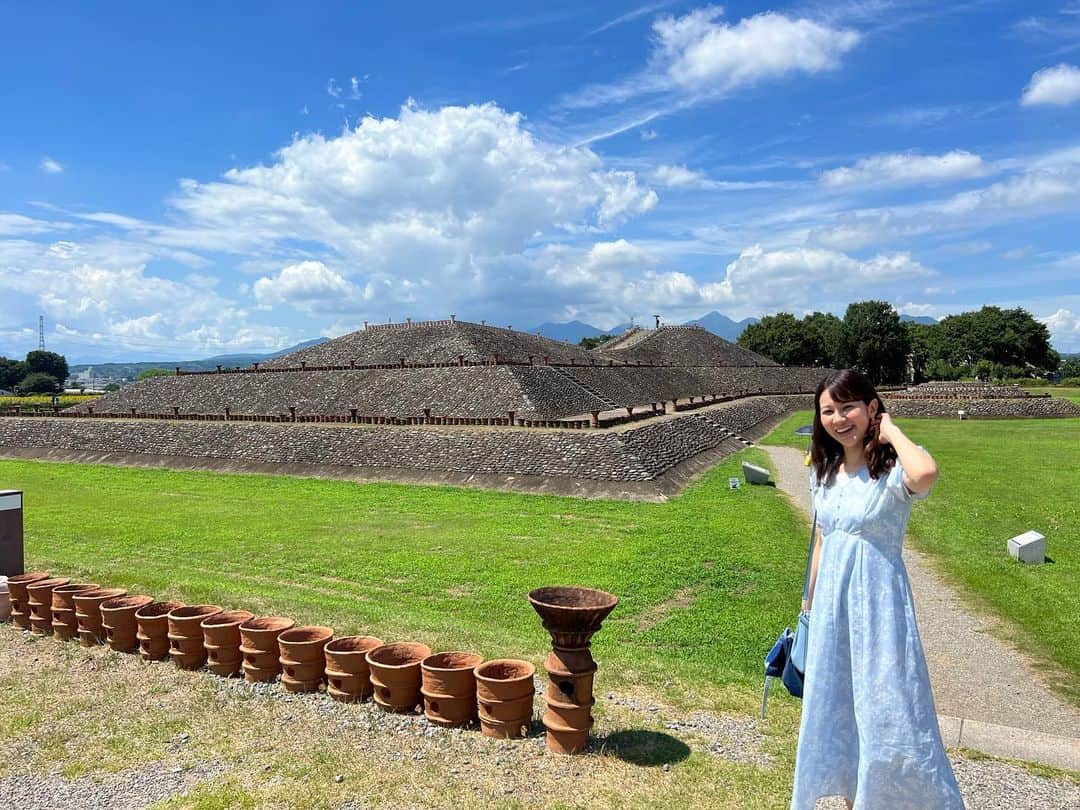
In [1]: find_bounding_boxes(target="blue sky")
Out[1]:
[2,1,1080,362]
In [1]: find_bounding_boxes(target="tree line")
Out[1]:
[0,351,70,394]
[737,302,1062,385]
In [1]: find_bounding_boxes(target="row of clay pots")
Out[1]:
[3,574,552,743]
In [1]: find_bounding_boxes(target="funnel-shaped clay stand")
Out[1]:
[528,586,617,754]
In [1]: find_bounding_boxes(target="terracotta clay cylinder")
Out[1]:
[474,659,536,702]
[167,605,222,670]
[201,610,254,677]
[73,588,127,646]
[8,572,49,630]
[324,635,384,703]
[420,651,483,727]
[475,659,535,739]
[278,626,333,693]
[135,600,184,660]
[100,595,154,653]
[239,616,294,683]
[366,642,432,713]
[543,695,595,731]
[542,719,592,755]
[26,577,70,635]
[51,582,99,639]
[545,665,597,707]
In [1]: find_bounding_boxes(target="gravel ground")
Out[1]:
[0,763,225,809]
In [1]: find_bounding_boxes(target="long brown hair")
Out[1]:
[811,369,897,487]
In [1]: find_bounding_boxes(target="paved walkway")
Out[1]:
[761,444,1080,772]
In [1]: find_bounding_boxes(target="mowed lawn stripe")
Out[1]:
[0,451,810,705]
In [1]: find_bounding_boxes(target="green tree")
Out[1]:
[136,368,173,381]
[937,307,1057,374]
[25,350,69,384]
[904,321,945,383]
[16,372,61,394]
[802,312,850,368]
[0,357,28,389]
[579,335,616,350]
[1061,357,1080,378]
[737,312,810,365]
[842,301,910,384]
[103,383,121,392]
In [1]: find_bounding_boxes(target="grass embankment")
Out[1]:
[760,408,1080,701]
[0,394,100,409]
[0,452,815,807]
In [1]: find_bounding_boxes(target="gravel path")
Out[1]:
[760,444,1080,740]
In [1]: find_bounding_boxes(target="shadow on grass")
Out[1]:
[594,729,691,766]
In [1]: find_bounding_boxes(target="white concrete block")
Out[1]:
[1008,530,1046,564]
[741,461,770,485]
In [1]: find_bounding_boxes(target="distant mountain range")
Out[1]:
[899,314,939,325]
[69,338,329,379]
[531,312,758,344]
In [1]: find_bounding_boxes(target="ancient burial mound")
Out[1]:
[66,320,818,422]
[593,324,778,367]
[2,319,825,499]
[885,381,1080,419]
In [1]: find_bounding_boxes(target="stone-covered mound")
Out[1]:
[70,365,827,420]
[890,382,1043,399]
[885,396,1080,419]
[3,395,809,498]
[592,325,777,367]
[259,319,595,368]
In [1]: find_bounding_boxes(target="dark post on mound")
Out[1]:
[0,490,24,576]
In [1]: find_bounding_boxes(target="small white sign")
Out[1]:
[0,492,22,512]
[729,477,740,490]
[1007,530,1045,564]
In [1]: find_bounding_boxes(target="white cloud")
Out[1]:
[0,213,74,237]
[253,260,362,312]
[1021,64,1080,106]
[326,78,342,98]
[651,163,794,191]
[640,128,659,141]
[656,7,860,92]
[821,150,986,187]
[564,7,859,109]
[1040,308,1080,351]
[40,157,64,174]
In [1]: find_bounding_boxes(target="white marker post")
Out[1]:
[0,490,23,576]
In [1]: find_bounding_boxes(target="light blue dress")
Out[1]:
[791,455,964,809]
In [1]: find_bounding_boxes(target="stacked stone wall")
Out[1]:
[885,397,1080,419]
[0,395,809,483]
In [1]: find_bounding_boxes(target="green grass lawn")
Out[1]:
[762,408,1080,702]
[0,451,811,711]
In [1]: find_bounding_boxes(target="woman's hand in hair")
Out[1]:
[872,413,898,445]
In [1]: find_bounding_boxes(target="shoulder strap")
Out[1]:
[801,512,818,602]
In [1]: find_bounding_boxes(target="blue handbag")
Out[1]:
[762,513,817,718]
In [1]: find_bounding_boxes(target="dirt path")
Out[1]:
[761,444,1080,770]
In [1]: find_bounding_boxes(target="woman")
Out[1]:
[791,370,964,810]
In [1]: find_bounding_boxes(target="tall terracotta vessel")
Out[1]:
[51,583,99,641]
[168,605,222,670]
[201,610,254,677]
[7,572,49,630]
[101,595,154,653]
[135,600,185,660]
[239,616,294,683]
[26,577,70,635]
[528,586,618,754]
[73,588,127,646]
